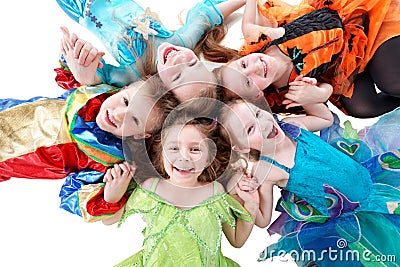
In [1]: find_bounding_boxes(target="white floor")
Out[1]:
[0,1,378,266]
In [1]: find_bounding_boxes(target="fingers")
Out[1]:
[73,39,87,62]
[60,26,70,39]
[285,102,301,109]
[301,76,317,85]
[105,162,135,183]
[128,161,137,175]
[60,39,67,57]
[69,32,78,47]
[290,76,317,86]
[73,40,101,67]
[293,74,304,82]
[237,175,259,192]
[103,169,112,182]
[96,52,105,68]
[284,91,297,101]
[288,81,305,87]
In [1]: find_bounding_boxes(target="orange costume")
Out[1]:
[240,0,400,113]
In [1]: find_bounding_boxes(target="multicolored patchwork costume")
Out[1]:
[56,0,226,87]
[240,0,400,113]
[0,84,128,221]
[258,108,400,266]
[116,179,252,267]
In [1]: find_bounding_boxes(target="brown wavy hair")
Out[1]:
[148,116,231,183]
[194,25,242,63]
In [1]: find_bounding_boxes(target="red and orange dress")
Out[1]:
[240,0,400,114]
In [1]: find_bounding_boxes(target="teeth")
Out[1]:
[261,59,267,77]
[266,126,277,139]
[107,110,117,127]
[174,166,194,172]
[164,48,178,63]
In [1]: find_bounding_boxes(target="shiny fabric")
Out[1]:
[56,0,225,87]
[257,110,400,266]
[54,56,82,90]
[65,84,124,165]
[0,96,87,181]
[116,183,252,267]
[60,172,131,222]
[241,0,400,113]
[0,84,127,219]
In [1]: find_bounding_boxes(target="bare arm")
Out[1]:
[241,0,283,41]
[216,0,246,19]
[249,160,276,228]
[227,164,274,229]
[283,76,333,109]
[223,183,259,248]
[282,76,334,132]
[101,162,136,225]
[283,101,334,132]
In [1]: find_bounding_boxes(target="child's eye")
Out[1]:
[190,147,201,153]
[169,146,179,151]
[188,59,197,67]
[123,97,129,106]
[246,78,251,87]
[247,125,254,135]
[172,73,181,82]
[255,110,261,118]
[241,61,246,69]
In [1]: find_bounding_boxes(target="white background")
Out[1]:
[0,1,378,266]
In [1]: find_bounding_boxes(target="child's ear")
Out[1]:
[232,145,250,153]
[133,133,151,139]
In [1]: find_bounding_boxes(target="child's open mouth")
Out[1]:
[173,166,195,174]
[266,125,278,139]
[163,47,178,64]
[106,110,117,128]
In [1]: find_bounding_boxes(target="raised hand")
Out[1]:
[103,161,136,203]
[60,26,104,85]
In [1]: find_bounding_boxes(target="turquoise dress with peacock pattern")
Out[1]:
[258,108,400,266]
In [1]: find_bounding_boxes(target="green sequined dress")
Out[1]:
[116,179,253,267]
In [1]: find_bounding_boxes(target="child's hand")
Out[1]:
[60,26,104,85]
[235,181,260,208]
[103,161,136,204]
[237,174,259,192]
[283,75,329,108]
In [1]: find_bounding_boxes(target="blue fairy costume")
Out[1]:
[56,0,225,86]
[258,108,400,266]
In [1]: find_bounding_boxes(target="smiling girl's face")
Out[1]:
[221,53,282,101]
[161,124,212,186]
[224,101,284,153]
[157,42,216,102]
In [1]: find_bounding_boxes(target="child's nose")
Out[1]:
[179,149,191,161]
[114,107,126,121]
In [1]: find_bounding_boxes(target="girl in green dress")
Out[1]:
[102,117,259,267]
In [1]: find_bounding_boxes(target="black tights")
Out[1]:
[340,36,400,118]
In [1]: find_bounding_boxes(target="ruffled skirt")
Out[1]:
[258,108,400,266]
